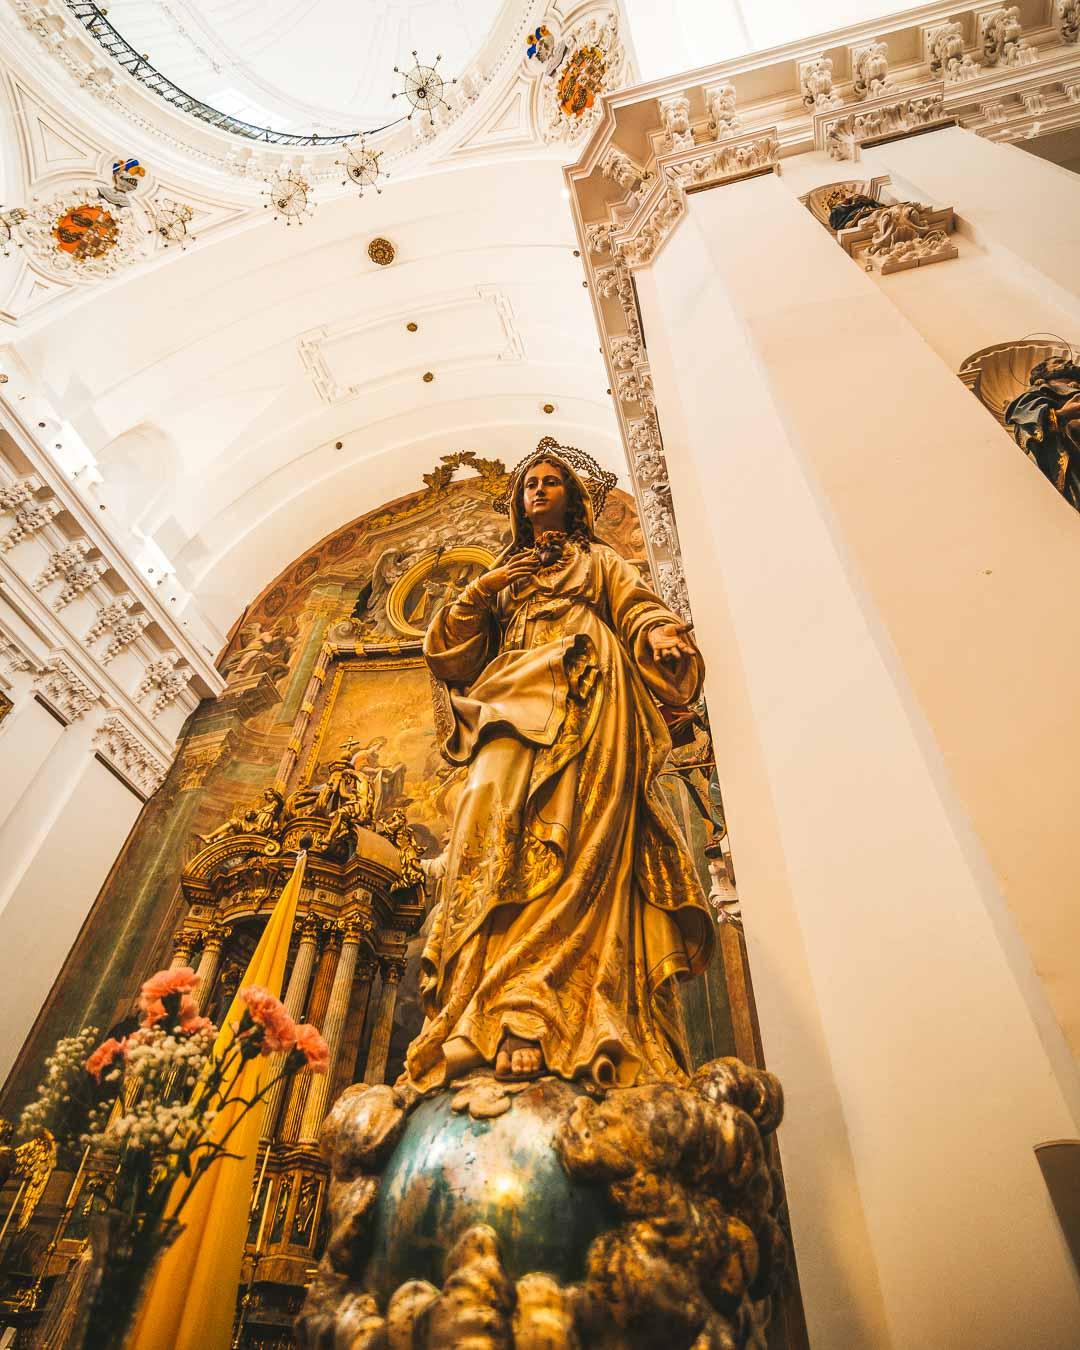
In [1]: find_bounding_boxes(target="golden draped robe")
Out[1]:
[405,506,714,1091]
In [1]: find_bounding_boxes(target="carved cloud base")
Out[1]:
[296,1058,789,1349]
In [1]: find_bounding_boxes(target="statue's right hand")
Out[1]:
[475,552,538,597]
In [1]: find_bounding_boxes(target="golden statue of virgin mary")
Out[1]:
[403,439,714,1091]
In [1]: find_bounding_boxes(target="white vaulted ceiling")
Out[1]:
[0,1,626,648]
[99,0,507,134]
[13,156,616,639]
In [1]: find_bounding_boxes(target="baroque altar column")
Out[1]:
[280,925,340,1142]
[627,165,1080,1348]
[193,921,231,1011]
[298,917,364,1143]
[363,958,404,1086]
[261,911,322,1141]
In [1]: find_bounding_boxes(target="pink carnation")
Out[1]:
[239,986,297,1055]
[86,1037,128,1082]
[138,967,200,1013]
[141,992,204,1031]
[178,1007,215,1037]
[293,1023,330,1074]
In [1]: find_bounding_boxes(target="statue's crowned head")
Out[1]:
[497,437,617,553]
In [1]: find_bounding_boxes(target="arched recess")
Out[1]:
[4,444,735,1100]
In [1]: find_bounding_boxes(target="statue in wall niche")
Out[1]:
[1004,355,1080,509]
[828,191,881,231]
[295,439,792,1348]
[406,438,709,1089]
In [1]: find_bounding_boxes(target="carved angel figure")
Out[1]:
[403,441,713,1091]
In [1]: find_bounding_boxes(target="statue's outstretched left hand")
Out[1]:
[648,622,695,667]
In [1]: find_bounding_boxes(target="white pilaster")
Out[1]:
[633,169,1080,1349]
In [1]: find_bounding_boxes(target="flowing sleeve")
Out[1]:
[601,548,703,707]
[422,578,499,687]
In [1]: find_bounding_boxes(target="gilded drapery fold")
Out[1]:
[405,521,713,1092]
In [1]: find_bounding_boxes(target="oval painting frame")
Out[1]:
[386,545,496,639]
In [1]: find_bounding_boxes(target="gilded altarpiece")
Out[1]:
[0,454,744,1345]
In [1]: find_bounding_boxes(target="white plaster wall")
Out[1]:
[0,694,62,832]
[0,747,140,1082]
[634,172,1080,1348]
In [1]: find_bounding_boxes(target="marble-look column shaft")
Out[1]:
[298,920,364,1143]
[363,959,405,1086]
[193,922,231,1011]
[631,168,1080,1347]
[261,912,322,1141]
[280,932,339,1142]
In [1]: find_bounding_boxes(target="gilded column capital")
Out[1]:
[171,926,202,963]
[202,920,233,952]
[381,957,407,984]
[356,954,380,983]
[298,911,324,944]
[339,915,368,945]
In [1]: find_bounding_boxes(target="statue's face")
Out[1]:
[522,461,569,531]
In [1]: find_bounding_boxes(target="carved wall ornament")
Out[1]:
[980,6,1036,67]
[800,56,843,112]
[93,714,168,794]
[100,613,152,664]
[32,540,93,592]
[540,9,625,143]
[926,21,982,82]
[1065,80,1080,102]
[19,190,146,279]
[665,132,781,192]
[658,93,694,151]
[0,498,61,551]
[137,651,193,714]
[85,594,136,644]
[32,538,110,609]
[0,476,45,512]
[599,146,652,203]
[34,657,98,721]
[704,82,740,136]
[1061,0,1080,43]
[1022,90,1048,116]
[0,632,34,675]
[852,41,897,101]
[822,87,948,160]
[54,559,109,610]
[616,185,686,268]
[838,200,958,273]
[656,558,691,622]
[583,221,615,255]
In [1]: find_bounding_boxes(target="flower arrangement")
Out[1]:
[20,967,328,1349]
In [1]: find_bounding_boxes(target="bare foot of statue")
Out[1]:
[494,1034,544,1081]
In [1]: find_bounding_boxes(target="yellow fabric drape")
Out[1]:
[130,851,307,1350]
